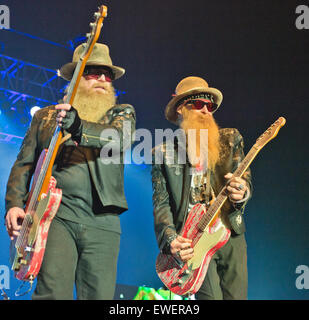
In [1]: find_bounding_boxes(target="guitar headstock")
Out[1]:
[63,5,107,104]
[254,117,286,150]
[80,5,108,58]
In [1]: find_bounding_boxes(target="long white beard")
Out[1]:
[72,84,117,123]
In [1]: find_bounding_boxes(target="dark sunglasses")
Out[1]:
[184,99,218,113]
[83,67,113,82]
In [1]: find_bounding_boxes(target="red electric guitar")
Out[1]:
[10,5,108,285]
[156,117,286,296]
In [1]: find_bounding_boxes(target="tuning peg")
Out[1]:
[86,33,91,38]
[94,12,100,18]
[89,22,95,28]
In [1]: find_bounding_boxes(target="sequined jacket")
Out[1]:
[5,104,136,215]
[151,128,252,251]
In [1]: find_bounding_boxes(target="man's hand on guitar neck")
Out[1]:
[170,235,194,263]
[224,172,249,203]
[5,207,26,240]
[55,104,82,143]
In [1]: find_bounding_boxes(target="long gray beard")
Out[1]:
[72,85,117,123]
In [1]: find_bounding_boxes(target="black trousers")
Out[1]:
[32,216,120,300]
[195,233,248,300]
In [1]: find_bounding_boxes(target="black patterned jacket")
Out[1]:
[5,104,136,215]
[151,128,252,251]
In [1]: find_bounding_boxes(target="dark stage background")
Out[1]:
[0,0,308,300]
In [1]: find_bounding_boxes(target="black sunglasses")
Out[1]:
[83,67,113,82]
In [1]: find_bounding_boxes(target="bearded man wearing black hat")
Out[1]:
[152,76,252,300]
[5,43,136,299]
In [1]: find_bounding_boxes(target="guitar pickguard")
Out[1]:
[187,221,228,270]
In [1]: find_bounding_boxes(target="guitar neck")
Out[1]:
[25,5,108,213]
[26,126,62,213]
[64,55,86,105]
[198,146,259,231]
[233,146,259,178]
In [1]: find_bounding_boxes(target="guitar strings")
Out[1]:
[15,54,91,254]
[13,13,106,274]
[197,147,258,232]
[16,126,60,250]
[16,68,77,250]
[16,71,76,250]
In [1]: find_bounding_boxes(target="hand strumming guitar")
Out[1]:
[170,235,194,262]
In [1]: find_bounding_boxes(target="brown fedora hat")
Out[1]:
[165,76,223,124]
[59,43,125,81]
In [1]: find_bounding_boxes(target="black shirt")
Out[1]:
[52,145,121,234]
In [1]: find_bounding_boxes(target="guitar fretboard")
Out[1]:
[197,146,259,231]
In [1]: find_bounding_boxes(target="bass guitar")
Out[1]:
[156,117,286,295]
[10,5,108,285]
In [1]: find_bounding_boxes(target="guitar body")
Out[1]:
[10,150,62,281]
[156,203,230,295]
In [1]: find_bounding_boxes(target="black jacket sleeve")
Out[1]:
[151,147,177,252]
[76,104,136,153]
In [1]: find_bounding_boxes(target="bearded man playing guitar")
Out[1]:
[152,76,252,300]
[5,43,136,299]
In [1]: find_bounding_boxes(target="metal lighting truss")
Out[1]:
[0,53,67,143]
[0,53,67,105]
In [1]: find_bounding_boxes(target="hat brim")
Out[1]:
[59,62,125,81]
[165,87,223,124]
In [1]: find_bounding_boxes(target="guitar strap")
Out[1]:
[59,133,72,145]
